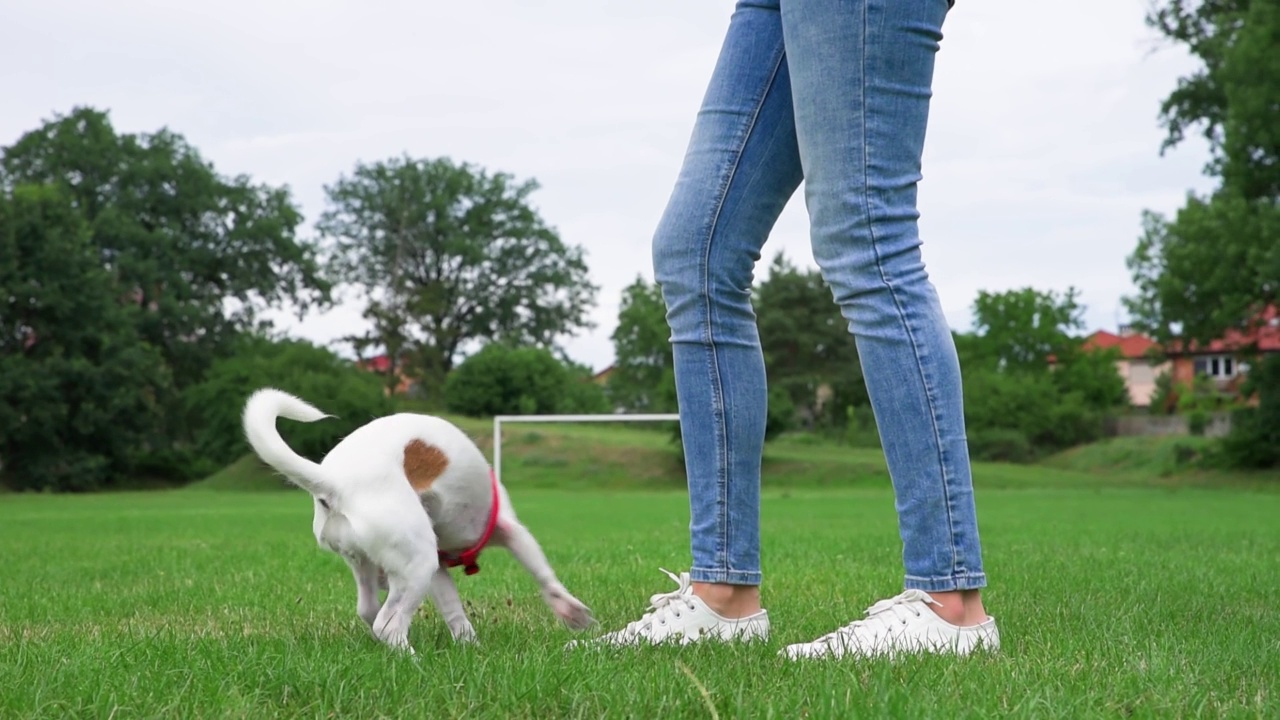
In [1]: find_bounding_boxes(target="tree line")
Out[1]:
[0,107,597,491]
[607,265,1130,463]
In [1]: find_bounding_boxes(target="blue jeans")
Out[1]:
[652,0,986,593]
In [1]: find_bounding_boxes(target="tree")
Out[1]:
[967,287,1085,374]
[607,277,675,412]
[0,184,168,491]
[954,286,1126,459]
[1126,0,1278,340]
[0,107,330,395]
[1125,0,1280,467]
[753,252,866,428]
[1048,344,1131,412]
[180,335,394,476]
[317,156,598,398]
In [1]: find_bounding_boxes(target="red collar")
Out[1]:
[438,468,501,576]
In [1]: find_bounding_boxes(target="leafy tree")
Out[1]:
[967,287,1085,374]
[1048,344,1131,412]
[1125,0,1280,467]
[0,184,168,491]
[953,286,1126,458]
[753,252,866,428]
[181,336,393,476]
[607,277,675,412]
[317,156,598,398]
[0,107,329,394]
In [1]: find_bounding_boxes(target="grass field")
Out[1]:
[3,437,1279,720]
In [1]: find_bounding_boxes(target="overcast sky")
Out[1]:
[2,0,1216,373]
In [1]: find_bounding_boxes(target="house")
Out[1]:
[1161,305,1280,398]
[1082,327,1169,407]
[1082,306,1280,407]
[355,353,416,396]
[591,364,616,386]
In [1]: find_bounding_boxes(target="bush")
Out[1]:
[180,336,393,475]
[962,369,1107,455]
[766,385,796,440]
[844,404,882,448]
[1187,409,1210,436]
[1216,354,1280,470]
[1148,369,1178,414]
[445,343,604,417]
[559,367,613,416]
[967,428,1035,463]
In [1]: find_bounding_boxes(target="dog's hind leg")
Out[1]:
[346,556,382,629]
[493,520,595,630]
[427,568,477,643]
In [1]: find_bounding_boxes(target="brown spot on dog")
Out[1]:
[403,439,448,492]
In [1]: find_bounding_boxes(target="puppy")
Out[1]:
[241,387,594,651]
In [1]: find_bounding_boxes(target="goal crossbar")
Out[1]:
[492,413,680,482]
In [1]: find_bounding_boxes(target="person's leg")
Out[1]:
[578,0,803,646]
[779,0,996,658]
[657,0,803,610]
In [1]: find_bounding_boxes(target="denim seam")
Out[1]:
[856,2,960,577]
[697,42,788,579]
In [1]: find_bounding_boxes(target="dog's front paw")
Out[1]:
[545,587,596,631]
[451,622,478,644]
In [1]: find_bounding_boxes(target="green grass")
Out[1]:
[1039,436,1218,476]
[3,481,1279,718]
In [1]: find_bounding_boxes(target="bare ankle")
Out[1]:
[927,589,988,626]
[691,582,762,619]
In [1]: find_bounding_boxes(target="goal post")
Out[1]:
[491,413,681,482]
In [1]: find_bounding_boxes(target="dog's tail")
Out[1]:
[241,387,335,497]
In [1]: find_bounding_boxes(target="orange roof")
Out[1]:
[1083,330,1159,359]
[357,354,393,372]
[1163,305,1280,355]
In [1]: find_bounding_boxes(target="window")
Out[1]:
[1193,354,1240,379]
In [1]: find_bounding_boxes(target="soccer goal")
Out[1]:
[491,412,681,482]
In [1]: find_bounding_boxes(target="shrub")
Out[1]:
[181,335,393,474]
[962,369,1106,455]
[967,428,1035,463]
[844,404,882,448]
[766,385,796,440]
[1216,354,1280,470]
[1148,369,1178,414]
[445,343,604,417]
[559,371,613,416]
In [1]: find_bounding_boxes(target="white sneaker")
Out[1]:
[568,569,770,648]
[782,589,999,660]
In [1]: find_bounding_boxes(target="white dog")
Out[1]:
[241,387,595,651]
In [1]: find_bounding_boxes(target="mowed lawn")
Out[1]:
[2,484,1278,719]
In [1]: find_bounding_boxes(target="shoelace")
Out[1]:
[812,589,940,645]
[616,568,699,639]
